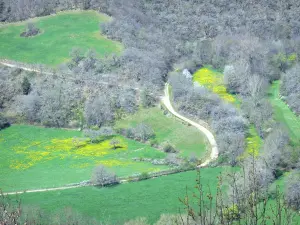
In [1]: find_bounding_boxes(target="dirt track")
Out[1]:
[161,83,218,167]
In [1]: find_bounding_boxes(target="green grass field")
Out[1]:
[0,125,169,192]
[268,81,300,145]
[11,167,300,225]
[13,168,225,224]
[0,11,122,66]
[115,107,208,159]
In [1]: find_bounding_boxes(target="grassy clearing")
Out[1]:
[13,168,225,224]
[115,107,208,159]
[0,125,169,192]
[193,66,238,104]
[268,81,300,145]
[0,11,122,66]
[239,125,262,159]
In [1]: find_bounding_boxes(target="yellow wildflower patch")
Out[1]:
[9,137,128,170]
[194,68,218,88]
[47,138,75,151]
[10,160,33,170]
[193,67,237,103]
[74,139,126,157]
[238,127,261,160]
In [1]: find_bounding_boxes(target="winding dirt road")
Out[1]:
[161,83,218,167]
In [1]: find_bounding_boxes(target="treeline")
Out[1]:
[281,64,300,115]
[0,63,138,128]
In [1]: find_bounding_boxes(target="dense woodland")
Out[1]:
[1,0,300,224]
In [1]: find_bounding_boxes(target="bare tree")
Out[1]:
[285,170,300,211]
[110,138,120,150]
[91,165,118,187]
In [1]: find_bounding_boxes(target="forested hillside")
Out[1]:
[1,0,300,224]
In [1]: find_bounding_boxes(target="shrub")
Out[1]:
[0,114,10,130]
[134,123,155,142]
[21,77,31,95]
[165,153,181,166]
[123,124,155,142]
[189,152,198,164]
[139,172,150,180]
[20,23,40,37]
[84,127,115,143]
[91,165,118,187]
[162,142,177,153]
[285,171,300,210]
[150,139,159,147]
[110,138,120,149]
[223,205,240,222]
[141,89,156,108]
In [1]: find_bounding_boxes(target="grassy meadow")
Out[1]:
[0,11,122,66]
[268,81,300,146]
[115,107,208,159]
[12,168,225,224]
[0,125,169,192]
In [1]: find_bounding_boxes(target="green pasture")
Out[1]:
[268,81,300,145]
[0,125,168,192]
[13,168,225,224]
[115,107,208,159]
[0,10,122,66]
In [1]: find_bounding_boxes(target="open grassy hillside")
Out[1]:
[0,125,169,192]
[12,168,225,224]
[268,81,300,146]
[0,11,122,66]
[115,107,208,159]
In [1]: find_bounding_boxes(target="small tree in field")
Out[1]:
[91,165,118,187]
[110,138,120,150]
[21,77,31,95]
[20,23,40,37]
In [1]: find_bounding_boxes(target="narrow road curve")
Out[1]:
[161,83,218,167]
